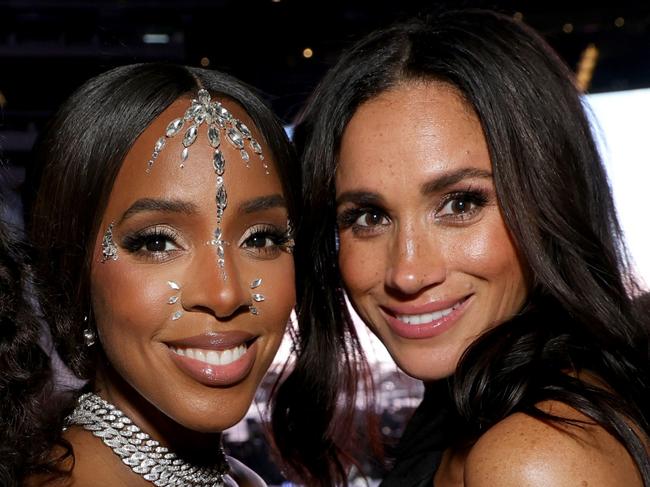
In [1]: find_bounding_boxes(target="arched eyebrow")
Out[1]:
[420,168,492,195]
[238,194,287,214]
[119,198,199,223]
[336,168,492,207]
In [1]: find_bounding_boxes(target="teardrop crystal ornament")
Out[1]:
[213,150,225,175]
[182,125,198,147]
[227,128,244,149]
[208,126,221,148]
[235,121,252,139]
[165,118,184,137]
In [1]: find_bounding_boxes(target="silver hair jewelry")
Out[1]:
[147,89,267,280]
[66,392,231,486]
[101,222,118,263]
[249,278,264,316]
[168,281,183,321]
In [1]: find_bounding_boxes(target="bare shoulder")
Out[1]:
[227,456,267,487]
[464,400,643,487]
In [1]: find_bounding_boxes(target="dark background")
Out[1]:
[1,0,649,171]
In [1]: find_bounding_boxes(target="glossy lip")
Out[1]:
[381,294,473,340]
[165,332,258,387]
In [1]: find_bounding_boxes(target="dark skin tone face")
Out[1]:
[82,98,294,466]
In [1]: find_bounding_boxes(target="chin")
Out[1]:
[391,349,458,382]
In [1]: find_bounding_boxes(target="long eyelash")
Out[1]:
[244,223,294,248]
[337,206,380,229]
[439,188,489,210]
[121,226,180,253]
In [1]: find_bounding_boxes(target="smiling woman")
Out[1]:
[272,8,650,487]
[13,63,298,486]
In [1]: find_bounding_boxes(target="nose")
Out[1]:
[180,245,249,319]
[384,222,446,296]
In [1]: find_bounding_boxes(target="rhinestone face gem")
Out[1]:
[235,121,252,139]
[165,118,184,137]
[252,293,265,302]
[171,311,183,321]
[101,223,118,263]
[216,186,227,211]
[154,137,166,152]
[250,278,262,289]
[250,139,262,155]
[183,125,198,148]
[226,128,244,149]
[213,150,225,175]
[168,281,181,290]
[208,126,221,148]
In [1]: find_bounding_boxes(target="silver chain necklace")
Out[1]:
[67,392,231,487]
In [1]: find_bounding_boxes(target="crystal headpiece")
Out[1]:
[146,89,268,279]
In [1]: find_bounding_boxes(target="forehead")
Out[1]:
[105,96,283,217]
[338,81,489,183]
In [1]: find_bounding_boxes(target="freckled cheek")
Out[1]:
[338,237,385,299]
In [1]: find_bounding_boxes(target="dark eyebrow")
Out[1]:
[239,194,287,214]
[119,198,199,223]
[421,168,492,195]
[336,191,384,208]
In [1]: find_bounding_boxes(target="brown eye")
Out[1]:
[355,211,389,227]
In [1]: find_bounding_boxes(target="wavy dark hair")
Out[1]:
[271,8,650,486]
[13,62,298,483]
[0,213,59,485]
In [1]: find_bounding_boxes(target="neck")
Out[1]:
[93,360,223,458]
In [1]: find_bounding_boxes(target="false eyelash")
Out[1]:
[121,226,181,253]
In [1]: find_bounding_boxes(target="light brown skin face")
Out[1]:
[335,81,645,486]
[87,97,295,453]
[336,81,528,381]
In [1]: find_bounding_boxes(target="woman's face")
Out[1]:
[336,81,528,381]
[89,97,295,435]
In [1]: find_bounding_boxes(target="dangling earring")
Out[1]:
[83,314,96,347]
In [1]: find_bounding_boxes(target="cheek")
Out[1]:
[91,261,169,343]
[338,236,385,298]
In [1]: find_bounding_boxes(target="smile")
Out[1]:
[169,344,247,366]
[383,295,472,339]
[165,332,258,387]
[396,304,458,325]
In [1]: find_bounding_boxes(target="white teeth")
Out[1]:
[171,344,247,366]
[397,304,457,325]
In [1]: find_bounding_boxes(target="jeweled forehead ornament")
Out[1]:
[146,89,267,279]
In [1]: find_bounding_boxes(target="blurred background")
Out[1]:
[1,1,649,485]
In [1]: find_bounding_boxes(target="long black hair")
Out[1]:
[0,213,58,485]
[271,9,649,486]
[11,62,298,483]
